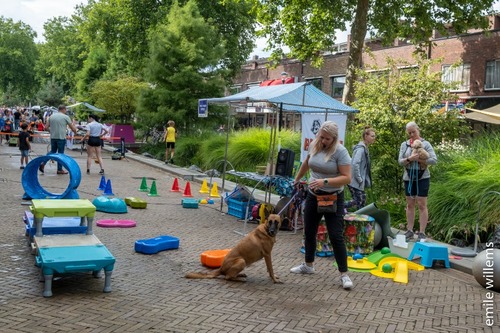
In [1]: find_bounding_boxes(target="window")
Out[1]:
[485,59,500,90]
[230,85,241,95]
[331,76,345,98]
[442,63,470,91]
[306,77,323,90]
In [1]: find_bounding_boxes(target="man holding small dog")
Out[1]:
[291,121,354,290]
[398,121,437,241]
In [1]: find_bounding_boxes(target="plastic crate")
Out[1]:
[227,198,257,219]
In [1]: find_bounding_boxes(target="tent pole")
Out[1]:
[219,108,231,212]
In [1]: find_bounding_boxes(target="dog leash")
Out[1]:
[276,191,300,215]
[407,160,419,196]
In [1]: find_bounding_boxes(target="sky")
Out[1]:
[2,0,500,59]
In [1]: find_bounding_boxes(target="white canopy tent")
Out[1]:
[465,104,500,124]
[201,82,358,209]
[67,102,106,113]
[205,82,358,114]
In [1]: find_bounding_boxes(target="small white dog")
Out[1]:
[411,139,430,160]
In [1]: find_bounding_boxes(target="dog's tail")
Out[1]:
[185,269,221,279]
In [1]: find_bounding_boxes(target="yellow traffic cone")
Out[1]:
[210,182,219,198]
[199,179,209,194]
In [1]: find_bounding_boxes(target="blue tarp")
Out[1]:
[204,82,358,113]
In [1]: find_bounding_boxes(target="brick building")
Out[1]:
[231,14,500,128]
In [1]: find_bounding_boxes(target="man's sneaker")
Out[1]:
[20,165,25,169]
[341,275,353,290]
[38,163,44,173]
[99,169,105,175]
[417,232,427,242]
[290,263,315,274]
[404,230,414,241]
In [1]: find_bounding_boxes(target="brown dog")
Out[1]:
[185,214,282,283]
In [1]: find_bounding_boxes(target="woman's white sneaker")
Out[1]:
[341,275,353,290]
[290,263,315,274]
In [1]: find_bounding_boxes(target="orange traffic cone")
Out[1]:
[170,178,181,192]
[199,179,209,194]
[183,181,193,197]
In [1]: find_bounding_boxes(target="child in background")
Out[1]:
[18,123,31,169]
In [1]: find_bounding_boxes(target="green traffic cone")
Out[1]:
[139,177,149,192]
[147,180,158,197]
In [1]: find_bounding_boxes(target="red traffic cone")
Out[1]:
[183,181,193,197]
[170,178,181,192]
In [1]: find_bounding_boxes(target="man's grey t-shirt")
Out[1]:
[49,112,72,140]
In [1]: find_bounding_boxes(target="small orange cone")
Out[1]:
[183,181,193,197]
[199,179,209,194]
[209,182,219,198]
[170,178,181,192]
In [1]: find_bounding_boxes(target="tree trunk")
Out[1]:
[342,0,369,105]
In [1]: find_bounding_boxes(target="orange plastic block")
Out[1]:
[200,249,231,268]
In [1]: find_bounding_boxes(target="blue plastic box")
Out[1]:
[227,198,257,219]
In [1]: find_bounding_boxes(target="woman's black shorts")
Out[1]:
[88,136,102,147]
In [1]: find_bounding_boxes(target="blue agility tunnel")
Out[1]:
[22,154,81,200]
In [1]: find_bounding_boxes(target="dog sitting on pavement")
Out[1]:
[185,214,283,283]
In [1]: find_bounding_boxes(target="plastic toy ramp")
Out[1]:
[370,257,424,284]
[347,257,376,272]
[366,247,404,266]
[354,203,395,249]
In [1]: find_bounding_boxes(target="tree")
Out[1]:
[0,17,38,99]
[36,16,86,93]
[137,0,226,131]
[253,0,495,105]
[90,76,148,123]
[35,77,65,106]
[79,0,255,82]
[351,56,469,194]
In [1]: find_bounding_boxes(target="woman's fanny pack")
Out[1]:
[317,193,337,213]
[310,189,341,213]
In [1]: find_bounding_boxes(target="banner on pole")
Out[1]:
[198,99,208,118]
[300,113,347,162]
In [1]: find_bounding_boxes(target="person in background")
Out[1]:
[345,127,376,211]
[290,121,354,290]
[13,108,21,130]
[164,120,177,164]
[36,119,45,132]
[398,121,437,241]
[18,123,31,169]
[39,105,78,175]
[0,113,5,145]
[83,114,108,175]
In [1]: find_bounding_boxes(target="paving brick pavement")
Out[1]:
[0,141,498,333]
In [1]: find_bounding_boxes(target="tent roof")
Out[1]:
[67,102,106,113]
[465,104,500,124]
[205,82,358,113]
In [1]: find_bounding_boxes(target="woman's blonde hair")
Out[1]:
[362,126,375,139]
[310,121,339,161]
